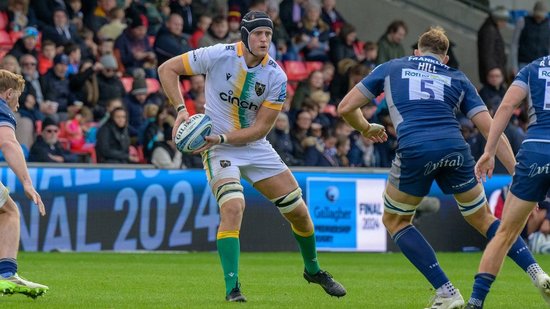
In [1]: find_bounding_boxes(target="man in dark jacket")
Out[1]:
[477,6,509,85]
[28,117,78,163]
[42,7,82,46]
[154,13,191,65]
[40,54,73,117]
[96,54,125,118]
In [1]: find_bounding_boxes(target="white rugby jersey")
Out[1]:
[181,42,287,143]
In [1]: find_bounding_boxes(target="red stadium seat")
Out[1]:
[9,31,22,43]
[181,79,191,93]
[0,31,12,49]
[284,61,308,82]
[0,12,7,31]
[121,77,133,93]
[146,78,160,94]
[305,61,323,74]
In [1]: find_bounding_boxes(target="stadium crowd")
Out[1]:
[0,0,542,170]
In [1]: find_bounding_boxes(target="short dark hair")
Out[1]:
[386,20,407,35]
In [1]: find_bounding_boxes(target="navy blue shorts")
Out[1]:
[510,142,550,202]
[388,139,477,196]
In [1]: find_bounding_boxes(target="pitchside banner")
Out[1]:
[0,166,513,252]
[306,178,386,252]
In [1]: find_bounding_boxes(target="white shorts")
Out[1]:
[201,140,288,186]
[0,182,8,209]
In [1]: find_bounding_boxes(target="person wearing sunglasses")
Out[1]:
[28,117,77,163]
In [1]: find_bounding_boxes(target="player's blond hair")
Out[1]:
[417,26,449,57]
[0,69,25,93]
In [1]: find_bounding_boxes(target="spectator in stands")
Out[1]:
[290,109,314,165]
[15,93,37,148]
[291,70,324,111]
[374,110,397,167]
[193,92,206,114]
[142,103,162,162]
[124,69,150,138]
[478,6,508,86]
[42,7,82,47]
[115,12,157,77]
[479,67,506,111]
[295,2,330,62]
[66,0,84,32]
[64,42,81,76]
[96,54,125,117]
[248,0,268,12]
[6,0,36,32]
[154,13,191,65]
[20,54,43,104]
[376,20,407,64]
[80,28,98,61]
[189,14,211,49]
[511,1,550,75]
[305,131,338,166]
[85,0,116,33]
[267,1,291,61]
[348,132,380,167]
[183,74,205,113]
[96,97,122,129]
[359,41,378,72]
[331,62,369,103]
[308,90,333,127]
[151,121,182,169]
[40,53,73,119]
[97,6,127,41]
[28,117,78,163]
[69,58,102,110]
[30,0,65,28]
[37,40,55,75]
[227,7,241,43]
[329,23,358,66]
[18,92,42,126]
[95,106,138,163]
[321,0,346,36]
[279,0,306,38]
[199,15,230,47]
[0,55,21,74]
[335,135,350,167]
[321,61,335,92]
[267,112,300,166]
[7,26,38,60]
[169,0,194,34]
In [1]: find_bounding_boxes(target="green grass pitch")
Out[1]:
[3,252,550,308]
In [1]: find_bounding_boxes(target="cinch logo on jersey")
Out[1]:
[424,152,464,175]
[219,90,259,110]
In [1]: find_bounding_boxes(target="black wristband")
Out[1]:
[219,134,226,144]
[176,104,186,113]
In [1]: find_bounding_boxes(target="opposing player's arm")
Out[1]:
[338,87,387,143]
[0,126,45,215]
[471,111,516,175]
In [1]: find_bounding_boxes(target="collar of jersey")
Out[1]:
[237,41,269,67]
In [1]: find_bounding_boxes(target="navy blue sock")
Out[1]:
[486,220,536,271]
[393,225,449,289]
[469,272,496,305]
[0,258,17,278]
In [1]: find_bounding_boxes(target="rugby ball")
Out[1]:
[174,114,212,153]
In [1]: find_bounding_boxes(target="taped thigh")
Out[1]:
[0,182,8,209]
[383,192,417,215]
[271,187,303,214]
[456,190,487,216]
[215,181,244,207]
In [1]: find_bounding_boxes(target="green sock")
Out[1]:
[217,231,240,296]
[292,226,320,275]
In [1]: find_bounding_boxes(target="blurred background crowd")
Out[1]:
[0,0,543,172]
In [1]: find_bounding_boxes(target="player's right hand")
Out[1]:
[475,152,495,183]
[172,109,189,140]
[362,123,387,143]
[23,183,45,216]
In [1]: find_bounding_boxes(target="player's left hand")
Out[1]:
[475,152,495,183]
[23,183,45,216]
[192,135,221,155]
[362,123,387,143]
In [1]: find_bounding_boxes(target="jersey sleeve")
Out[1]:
[262,70,288,111]
[0,108,16,131]
[355,62,389,100]
[459,78,488,119]
[511,64,530,91]
[180,44,224,75]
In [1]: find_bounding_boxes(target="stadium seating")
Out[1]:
[0,30,12,49]
[121,77,133,93]
[284,61,309,82]
[305,61,323,74]
[146,78,160,95]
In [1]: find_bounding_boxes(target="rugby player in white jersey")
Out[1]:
[158,11,346,302]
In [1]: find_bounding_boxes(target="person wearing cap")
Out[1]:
[96,54,125,117]
[28,117,77,163]
[227,8,242,43]
[7,26,39,61]
[477,6,509,85]
[153,13,191,65]
[159,10,346,302]
[0,69,49,298]
[114,12,156,78]
[511,1,550,75]
[40,53,73,118]
[124,69,151,138]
